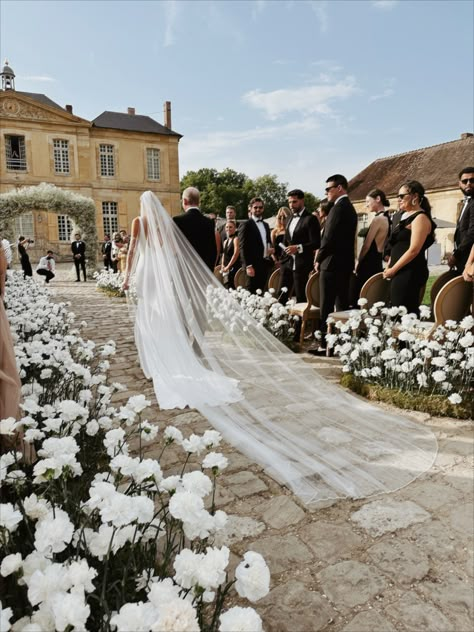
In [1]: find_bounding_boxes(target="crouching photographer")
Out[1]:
[36,250,56,284]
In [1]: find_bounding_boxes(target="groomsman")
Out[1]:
[239,197,273,293]
[173,186,217,271]
[279,189,320,304]
[71,232,87,282]
[448,166,474,273]
[310,174,357,354]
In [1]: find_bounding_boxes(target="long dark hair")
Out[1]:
[401,180,432,215]
[367,188,390,207]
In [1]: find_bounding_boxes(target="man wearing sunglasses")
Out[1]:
[447,167,474,273]
[309,174,357,355]
[239,197,273,293]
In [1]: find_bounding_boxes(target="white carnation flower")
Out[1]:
[432,370,446,383]
[150,598,200,632]
[51,591,90,632]
[1,553,22,577]
[448,393,462,405]
[219,607,263,632]
[0,503,22,532]
[181,471,212,497]
[34,508,74,554]
[234,551,270,602]
[202,452,229,472]
[110,602,158,632]
[164,426,183,444]
[181,434,205,454]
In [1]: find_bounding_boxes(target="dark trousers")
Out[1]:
[319,268,352,345]
[245,260,271,294]
[279,262,312,304]
[74,258,87,281]
[37,269,55,284]
[390,266,429,316]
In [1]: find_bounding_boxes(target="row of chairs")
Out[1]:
[216,265,473,347]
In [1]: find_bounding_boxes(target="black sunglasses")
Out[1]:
[397,193,411,199]
[461,178,474,185]
[253,206,264,210]
[325,185,339,193]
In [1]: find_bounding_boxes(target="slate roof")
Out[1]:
[92,111,181,137]
[16,91,65,111]
[348,135,474,201]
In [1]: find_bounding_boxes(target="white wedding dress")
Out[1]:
[128,192,438,505]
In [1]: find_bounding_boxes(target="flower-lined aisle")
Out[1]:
[327,300,474,419]
[0,273,270,632]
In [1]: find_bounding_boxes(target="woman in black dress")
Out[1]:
[221,220,241,289]
[18,236,33,279]
[383,181,436,315]
[353,189,390,301]
[271,206,291,264]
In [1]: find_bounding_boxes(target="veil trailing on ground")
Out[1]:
[127,191,437,505]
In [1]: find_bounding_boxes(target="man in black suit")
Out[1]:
[238,197,273,293]
[173,187,217,271]
[279,189,320,304]
[309,174,357,354]
[447,166,474,273]
[71,232,87,282]
[101,234,112,270]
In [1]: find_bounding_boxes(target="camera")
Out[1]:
[27,239,34,244]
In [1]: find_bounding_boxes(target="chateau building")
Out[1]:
[0,61,181,258]
[348,133,474,257]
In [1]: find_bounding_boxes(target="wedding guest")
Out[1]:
[271,207,291,264]
[18,236,33,279]
[0,246,21,421]
[0,230,12,269]
[462,243,474,282]
[279,189,320,304]
[111,233,123,273]
[219,206,238,247]
[313,200,333,270]
[119,229,130,245]
[71,232,87,282]
[220,220,241,289]
[383,180,436,315]
[352,188,390,302]
[36,250,56,284]
[102,234,112,270]
[117,241,129,274]
[239,197,273,293]
[447,166,474,273]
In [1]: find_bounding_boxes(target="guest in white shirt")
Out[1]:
[36,250,56,284]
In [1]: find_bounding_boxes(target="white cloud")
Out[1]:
[368,88,395,102]
[163,0,180,47]
[18,75,56,83]
[242,77,358,119]
[309,1,329,33]
[371,0,399,9]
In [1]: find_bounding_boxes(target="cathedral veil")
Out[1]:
[127,191,438,505]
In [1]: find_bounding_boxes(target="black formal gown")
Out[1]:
[18,244,32,278]
[222,236,240,289]
[272,233,286,261]
[389,211,435,315]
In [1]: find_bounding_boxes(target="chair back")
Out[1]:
[433,276,472,324]
[305,272,320,307]
[233,267,247,289]
[360,272,390,308]
[430,269,458,307]
[267,268,281,293]
[214,266,224,284]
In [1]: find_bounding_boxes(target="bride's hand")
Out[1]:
[122,279,130,291]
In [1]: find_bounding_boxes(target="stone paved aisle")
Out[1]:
[51,276,473,632]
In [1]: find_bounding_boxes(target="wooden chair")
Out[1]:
[328,273,391,332]
[214,265,224,285]
[233,267,248,289]
[433,276,472,324]
[267,268,281,294]
[429,269,458,308]
[289,272,320,346]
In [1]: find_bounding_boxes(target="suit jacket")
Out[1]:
[238,218,271,269]
[102,241,112,257]
[173,207,217,271]
[281,211,320,273]
[316,196,357,272]
[71,240,86,259]
[454,198,474,268]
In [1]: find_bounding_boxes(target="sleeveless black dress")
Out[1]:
[389,211,435,315]
[222,236,240,288]
[18,243,32,278]
[273,233,286,261]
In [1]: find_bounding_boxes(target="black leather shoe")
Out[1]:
[307,347,327,356]
[75,279,80,282]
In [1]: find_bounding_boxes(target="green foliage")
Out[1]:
[341,374,473,420]
[243,174,288,218]
[303,192,320,214]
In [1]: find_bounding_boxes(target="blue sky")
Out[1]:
[1,0,473,197]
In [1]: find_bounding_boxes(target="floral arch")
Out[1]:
[0,182,98,268]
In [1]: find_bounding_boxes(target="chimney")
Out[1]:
[460,132,473,140]
[65,104,73,113]
[127,107,135,115]
[163,101,172,129]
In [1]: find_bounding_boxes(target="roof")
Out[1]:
[15,91,65,111]
[348,135,474,201]
[92,111,181,137]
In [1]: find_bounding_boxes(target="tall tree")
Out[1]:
[244,174,288,218]
[180,168,250,218]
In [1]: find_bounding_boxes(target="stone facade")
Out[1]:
[0,86,181,260]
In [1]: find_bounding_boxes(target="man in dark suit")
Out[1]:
[173,187,217,271]
[279,189,320,304]
[238,197,273,293]
[71,232,87,282]
[448,166,474,273]
[101,234,112,270]
[309,174,357,354]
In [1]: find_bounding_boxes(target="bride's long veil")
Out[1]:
[128,191,437,504]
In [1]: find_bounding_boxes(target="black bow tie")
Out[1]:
[256,218,263,222]
[293,213,301,218]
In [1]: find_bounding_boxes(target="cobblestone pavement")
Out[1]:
[51,274,473,632]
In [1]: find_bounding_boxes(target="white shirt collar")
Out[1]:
[333,194,348,204]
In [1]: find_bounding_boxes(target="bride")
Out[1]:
[122,191,437,505]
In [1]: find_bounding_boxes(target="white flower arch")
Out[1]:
[0,182,98,268]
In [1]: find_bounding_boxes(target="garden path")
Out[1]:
[50,273,473,632]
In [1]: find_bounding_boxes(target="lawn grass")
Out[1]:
[422,275,437,305]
